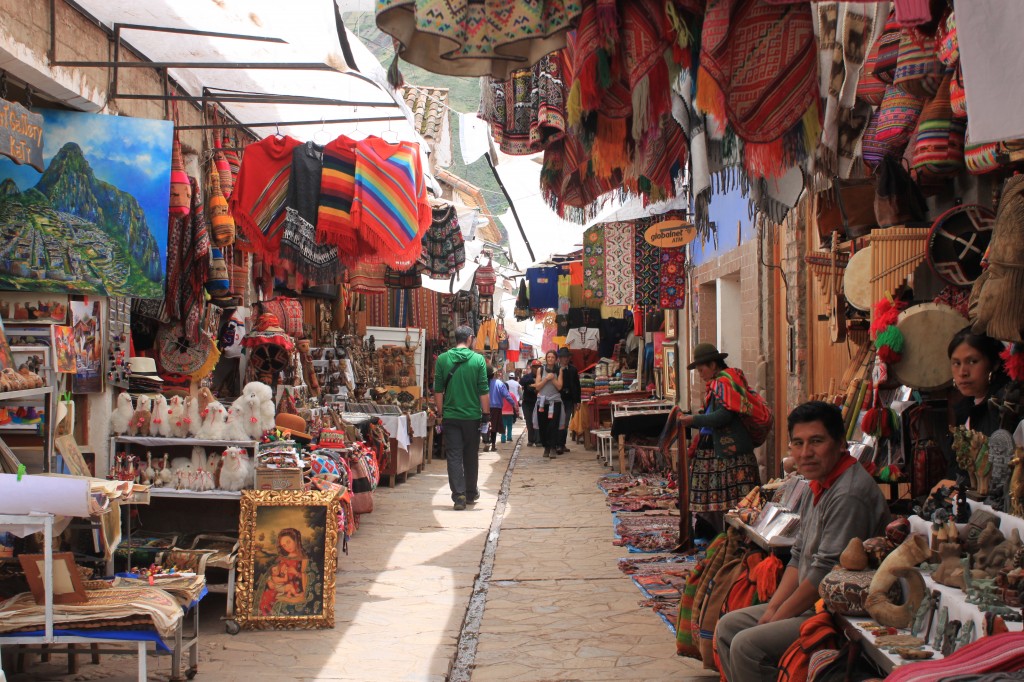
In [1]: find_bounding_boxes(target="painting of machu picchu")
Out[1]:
[0,109,171,298]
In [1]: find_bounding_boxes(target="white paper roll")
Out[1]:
[0,473,91,517]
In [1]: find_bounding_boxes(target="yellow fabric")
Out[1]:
[557,273,571,299]
[474,319,499,351]
[569,284,584,308]
[553,335,567,348]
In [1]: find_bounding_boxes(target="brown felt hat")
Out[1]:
[687,343,728,370]
[275,413,312,443]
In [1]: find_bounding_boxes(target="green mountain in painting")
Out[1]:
[0,142,164,297]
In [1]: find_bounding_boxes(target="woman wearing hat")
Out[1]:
[678,343,761,537]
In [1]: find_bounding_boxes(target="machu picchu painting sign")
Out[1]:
[0,109,171,298]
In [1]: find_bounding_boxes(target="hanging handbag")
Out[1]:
[863,84,924,167]
[893,30,944,99]
[874,156,928,227]
[816,178,877,241]
[911,73,966,181]
[871,12,902,85]
[949,65,967,119]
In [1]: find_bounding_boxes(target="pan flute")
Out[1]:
[869,226,929,307]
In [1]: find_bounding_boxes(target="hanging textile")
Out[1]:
[813,2,888,180]
[418,204,466,279]
[259,297,305,338]
[351,139,431,269]
[602,221,635,306]
[514,280,530,321]
[348,262,388,296]
[697,0,820,179]
[289,141,324,226]
[480,54,566,155]
[557,264,571,315]
[385,265,422,290]
[475,258,496,295]
[230,134,301,262]
[659,247,687,309]
[527,265,559,309]
[633,218,662,308]
[375,0,582,80]
[317,135,359,249]
[582,225,605,301]
[279,208,340,286]
[164,176,210,343]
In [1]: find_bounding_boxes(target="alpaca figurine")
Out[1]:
[151,395,171,438]
[222,405,251,442]
[111,392,134,435]
[171,457,192,490]
[219,447,253,491]
[232,382,275,440]
[186,396,202,437]
[207,450,223,487]
[142,451,155,485]
[168,396,188,438]
[196,387,216,412]
[197,402,227,439]
[193,465,215,492]
[190,446,207,472]
[158,454,173,487]
[128,395,153,436]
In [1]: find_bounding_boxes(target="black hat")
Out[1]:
[687,343,729,370]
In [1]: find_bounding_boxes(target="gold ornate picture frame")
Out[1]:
[235,490,339,630]
[662,343,678,399]
[664,310,677,340]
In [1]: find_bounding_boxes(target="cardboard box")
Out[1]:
[254,467,303,491]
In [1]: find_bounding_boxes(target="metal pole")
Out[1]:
[484,152,535,263]
[49,60,341,70]
[174,115,407,131]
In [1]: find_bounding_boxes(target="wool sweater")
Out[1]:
[788,462,890,585]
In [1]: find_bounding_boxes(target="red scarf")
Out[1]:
[809,454,857,505]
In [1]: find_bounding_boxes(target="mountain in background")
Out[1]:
[35,142,163,281]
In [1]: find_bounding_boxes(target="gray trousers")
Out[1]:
[716,604,809,682]
[443,419,481,502]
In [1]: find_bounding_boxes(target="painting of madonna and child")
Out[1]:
[0,109,170,298]
[247,503,334,625]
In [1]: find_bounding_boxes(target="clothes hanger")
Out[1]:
[313,118,330,145]
[381,117,399,144]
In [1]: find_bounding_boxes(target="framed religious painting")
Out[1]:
[664,310,677,340]
[662,343,678,399]
[235,490,339,630]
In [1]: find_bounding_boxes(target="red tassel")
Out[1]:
[870,298,904,339]
[876,346,903,365]
[1001,344,1024,382]
[861,408,881,436]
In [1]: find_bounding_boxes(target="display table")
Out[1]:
[584,391,652,450]
[909,502,1024,543]
[378,412,428,487]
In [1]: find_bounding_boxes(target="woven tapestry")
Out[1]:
[659,247,687,309]
[583,224,605,301]
[633,220,661,308]
[603,221,635,306]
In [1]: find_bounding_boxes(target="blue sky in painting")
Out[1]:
[0,108,173,263]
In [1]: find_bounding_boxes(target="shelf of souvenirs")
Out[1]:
[0,386,52,402]
[836,569,1024,675]
[148,488,242,500]
[112,436,260,449]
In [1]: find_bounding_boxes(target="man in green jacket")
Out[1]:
[433,325,489,510]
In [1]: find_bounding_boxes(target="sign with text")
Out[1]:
[0,99,43,171]
[644,219,697,248]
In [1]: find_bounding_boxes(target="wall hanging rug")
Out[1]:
[317,135,358,249]
[279,207,341,286]
[603,221,635,306]
[289,140,324,226]
[351,138,431,270]
[229,134,301,263]
[418,204,466,279]
[697,0,820,179]
[582,224,605,301]
[633,218,662,308]
[375,0,582,80]
[164,176,210,344]
[384,265,421,290]
[812,1,889,180]
[479,53,566,155]
[259,297,305,339]
[659,247,687,310]
[156,322,220,380]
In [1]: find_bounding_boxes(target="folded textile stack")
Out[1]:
[580,373,595,401]
[129,377,164,395]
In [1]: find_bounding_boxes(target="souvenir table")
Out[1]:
[377,411,428,487]
[584,391,652,450]
[908,502,1024,549]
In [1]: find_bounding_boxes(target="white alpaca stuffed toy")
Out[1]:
[128,395,153,436]
[171,457,192,490]
[111,392,134,436]
[151,395,172,438]
[222,405,251,442]
[218,447,254,491]
[232,382,276,440]
[168,396,189,438]
[197,402,227,440]
[186,397,202,437]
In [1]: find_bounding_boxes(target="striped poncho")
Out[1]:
[229,135,300,262]
[351,139,431,270]
[317,135,358,250]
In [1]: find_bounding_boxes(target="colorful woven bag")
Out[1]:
[871,12,902,85]
[858,28,888,106]
[911,73,965,180]
[169,136,191,217]
[864,84,924,163]
[893,30,944,99]
[935,8,958,67]
[207,164,235,247]
[966,135,1024,175]
[949,65,967,118]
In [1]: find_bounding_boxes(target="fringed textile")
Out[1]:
[229,135,300,263]
[279,208,341,287]
[603,221,636,306]
[164,176,210,343]
[583,224,606,301]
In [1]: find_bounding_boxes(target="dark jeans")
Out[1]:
[523,400,538,443]
[558,401,577,448]
[443,419,481,502]
[536,401,563,450]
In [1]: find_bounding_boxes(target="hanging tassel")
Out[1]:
[595,0,620,50]
[696,67,727,123]
[874,325,905,355]
[744,138,787,180]
[665,1,694,50]
[801,100,822,159]
[1001,344,1024,382]
[876,345,903,365]
[597,49,614,90]
[567,81,584,130]
[387,52,404,89]
[591,116,629,177]
[870,297,904,339]
[752,553,784,602]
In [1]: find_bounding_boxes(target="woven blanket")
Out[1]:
[481,54,566,155]
[699,0,818,175]
[280,208,340,286]
[659,247,687,309]
[633,219,661,307]
[164,176,210,343]
[582,224,605,301]
[419,204,466,279]
[260,297,304,338]
[0,588,181,641]
[230,135,300,262]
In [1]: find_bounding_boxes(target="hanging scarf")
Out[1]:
[813,2,888,181]
[279,207,341,286]
[164,176,210,343]
[633,217,661,308]
[317,135,358,249]
[659,247,687,310]
[351,138,431,269]
[480,53,567,155]
[603,221,635,306]
[229,135,300,262]
[697,0,820,179]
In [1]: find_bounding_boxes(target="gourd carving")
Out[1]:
[865,534,930,628]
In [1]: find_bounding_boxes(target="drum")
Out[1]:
[927,204,996,286]
[891,303,968,392]
[843,246,873,312]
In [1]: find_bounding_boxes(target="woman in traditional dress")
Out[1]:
[678,343,761,538]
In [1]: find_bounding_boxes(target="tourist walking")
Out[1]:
[520,360,541,446]
[487,367,517,451]
[433,325,489,510]
[556,347,580,454]
[534,350,565,458]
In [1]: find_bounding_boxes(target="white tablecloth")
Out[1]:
[378,415,410,452]
[409,411,428,438]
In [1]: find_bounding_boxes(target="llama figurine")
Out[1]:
[151,395,171,438]
[111,392,134,435]
[168,396,188,438]
[128,395,152,436]
[219,447,253,491]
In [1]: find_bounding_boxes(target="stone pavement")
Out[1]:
[6,427,715,681]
